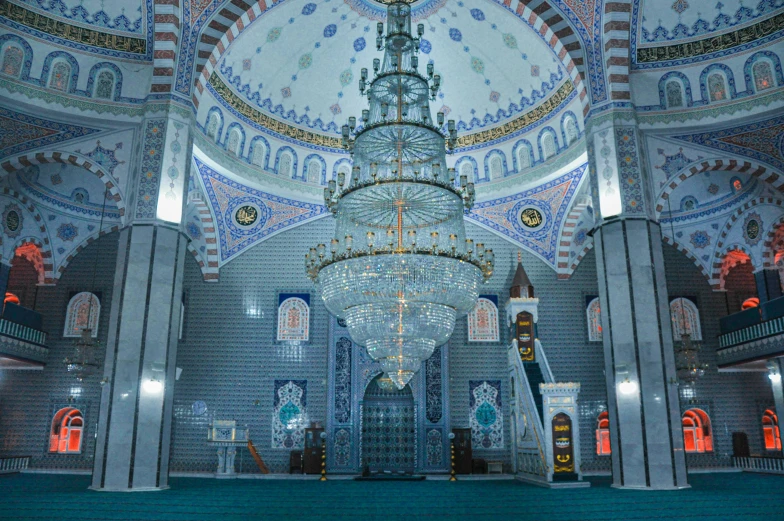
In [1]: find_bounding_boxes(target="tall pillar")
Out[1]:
[0,260,11,300]
[92,109,192,491]
[588,114,688,489]
[768,359,784,433]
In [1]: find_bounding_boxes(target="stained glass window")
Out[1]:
[252,141,266,167]
[1,46,23,77]
[763,409,782,450]
[277,297,309,341]
[279,153,293,177]
[49,408,84,454]
[596,411,611,455]
[49,62,71,92]
[227,129,241,156]
[518,144,531,170]
[587,297,602,342]
[307,160,320,183]
[665,80,683,107]
[564,118,578,145]
[708,73,726,102]
[670,297,702,341]
[489,156,502,180]
[542,133,556,159]
[753,61,774,92]
[95,70,114,99]
[206,113,220,140]
[63,292,100,338]
[467,297,499,342]
[460,162,473,182]
[682,409,713,453]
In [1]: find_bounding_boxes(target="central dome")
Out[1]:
[214,0,566,139]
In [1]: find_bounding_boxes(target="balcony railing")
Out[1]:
[0,317,46,346]
[717,296,784,366]
[0,303,48,366]
[0,455,30,474]
[732,456,784,475]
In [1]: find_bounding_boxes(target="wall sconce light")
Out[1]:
[618,378,638,395]
[100,377,110,386]
[766,361,782,383]
[143,378,163,394]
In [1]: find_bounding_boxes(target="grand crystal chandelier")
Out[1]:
[306,1,493,389]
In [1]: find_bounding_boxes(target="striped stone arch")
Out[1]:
[55,225,121,281]
[191,0,591,115]
[761,214,784,268]
[1,187,52,282]
[654,158,784,218]
[660,235,712,287]
[711,243,753,291]
[556,200,593,279]
[150,0,183,93]
[186,192,219,282]
[0,151,127,224]
[710,197,784,288]
[602,0,632,101]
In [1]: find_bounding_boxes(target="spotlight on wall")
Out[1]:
[766,361,781,383]
[618,378,638,395]
[143,378,164,394]
[770,373,782,383]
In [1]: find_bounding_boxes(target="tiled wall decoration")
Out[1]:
[469,380,504,449]
[271,380,308,449]
[276,294,310,342]
[467,295,500,343]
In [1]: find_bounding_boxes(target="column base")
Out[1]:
[89,485,170,492]
[611,484,691,491]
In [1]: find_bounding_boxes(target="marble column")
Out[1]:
[588,115,688,490]
[0,261,11,303]
[91,109,192,491]
[769,359,784,432]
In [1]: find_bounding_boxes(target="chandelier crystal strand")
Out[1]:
[307,1,492,389]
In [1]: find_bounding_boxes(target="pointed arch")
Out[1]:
[711,244,753,291]
[249,135,271,170]
[86,62,123,100]
[185,192,219,282]
[11,235,54,286]
[0,151,127,225]
[699,63,737,103]
[224,122,246,157]
[560,110,580,147]
[275,146,298,179]
[204,107,224,143]
[537,127,559,161]
[512,139,534,172]
[556,200,593,278]
[55,225,121,281]
[303,154,326,185]
[455,156,478,185]
[654,158,784,218]
[40,51,79,93]
[657,71,694,108]
[0,34,33,80]
[483,150,507,182]
[744,51,783,94]
[660,235,713,287]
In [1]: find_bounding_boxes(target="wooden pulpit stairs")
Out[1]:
[247,440,270,474]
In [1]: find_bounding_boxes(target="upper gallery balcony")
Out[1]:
[0,301,48,369]
[718,296,784,367]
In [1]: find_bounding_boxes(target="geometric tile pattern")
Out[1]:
[193,156,328,264]
[467,162,586,266]
[0,106,100,158]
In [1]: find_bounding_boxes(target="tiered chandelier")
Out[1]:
[307,1,493,389]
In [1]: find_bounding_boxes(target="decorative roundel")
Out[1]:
[2,204,22,238]
[746,219,760,240]
[518,206,545,230]
[337,317,347,328]
[234,204,260,228]
[192,400,207,416]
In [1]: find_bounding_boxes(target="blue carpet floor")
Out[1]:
[0,473,782,520]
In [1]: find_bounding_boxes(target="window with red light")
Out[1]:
[49,407,84,454]
[596,411,611,455]
[763,409,781,451]
[682,409,713,453]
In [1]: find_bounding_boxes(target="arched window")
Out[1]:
[307,160,321,183]
[763,409,782,450]
[251,141,266,167]
[596,411,611,455]
[49,61,71,92]
[707,73,727,102]
[49,407,84,453]
[541,133,556,160]
[277,297,309,341]
[587,297,602,342]
[338,165,351,185]
[206,113,220,141]
[665,80,684,108]
[564,118,578,146]
[1,46,24,77]
[753,61,775,92]
[518,145,531,170]
[279,153,293,177]
[467,296,499,342]
[94,70,114,99]
[489,156,502,180]
[682,409,713,453]
[670,297,702,341]
[460,162,473,183]
[63,292,100,338]
[227,128,241,156]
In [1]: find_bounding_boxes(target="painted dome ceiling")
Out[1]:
[213,0,568,139]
